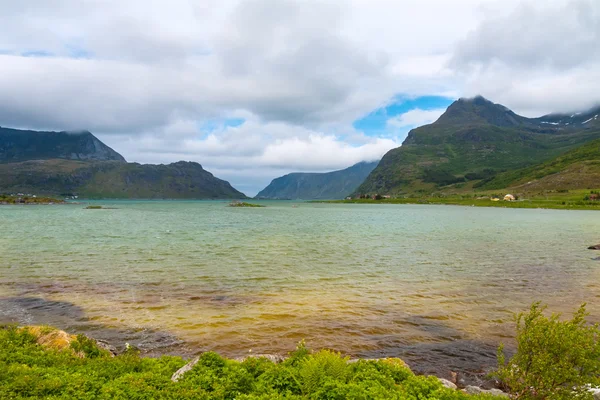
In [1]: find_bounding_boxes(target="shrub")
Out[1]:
[494,302,600,399]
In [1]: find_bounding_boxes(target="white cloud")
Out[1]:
[98,119,399,196]
[387,108,447,129]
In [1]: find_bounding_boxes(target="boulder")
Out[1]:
[463,385,509,397]
[438,378,457,389]
[590,387,600,400]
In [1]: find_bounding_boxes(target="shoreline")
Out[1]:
[317,198,600,211]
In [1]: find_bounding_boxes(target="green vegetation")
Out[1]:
[478,138,600,191]
[0,194,64,204]
[494,303,600,399]
[0,326,505,399]
[229,201,265,207]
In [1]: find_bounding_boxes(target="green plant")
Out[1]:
[495,302,600,399]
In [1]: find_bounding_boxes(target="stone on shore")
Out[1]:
[438,378,457,389]
[463,385,509,397]
[234,354,286,363]
[171,356,200,382]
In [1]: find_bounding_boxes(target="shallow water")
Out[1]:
[1,201,599,376]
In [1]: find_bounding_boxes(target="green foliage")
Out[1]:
[0,327,506,399]
[422,168,465,186]
[494,302,600,399]
[70,334,105,358]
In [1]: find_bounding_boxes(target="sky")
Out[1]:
[0,0,599,196]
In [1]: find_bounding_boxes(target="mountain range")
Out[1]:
[355,96,600,196]
[2,95,599,200]
[255,161,378,200]
[0,127,246,199]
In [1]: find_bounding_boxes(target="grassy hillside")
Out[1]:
[478,138,600,191]
[355,97,600,196]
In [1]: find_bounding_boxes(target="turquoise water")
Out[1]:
[1,201,599,375]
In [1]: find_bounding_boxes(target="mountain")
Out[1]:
[256,161,378,200]
[0,126,246,199]
[0,127,126,162]
[0,159,247,199]
[354,97,600,196]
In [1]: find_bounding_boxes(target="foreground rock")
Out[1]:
[463,385,509,397]
[21,326,116,357]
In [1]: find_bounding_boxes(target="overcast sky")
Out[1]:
[0,0,598,195]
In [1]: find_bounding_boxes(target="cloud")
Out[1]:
[452,0,600,115]
[387,108,446,129]
[98,118,399,195]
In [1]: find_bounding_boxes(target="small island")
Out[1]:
[228,201,265,207]
[0,194,64,205]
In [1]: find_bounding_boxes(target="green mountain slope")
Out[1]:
[478,138,600,191]
[0,127,125,162]
[354,97,600,196]
[256,161,378,200]
[0,159,247,199]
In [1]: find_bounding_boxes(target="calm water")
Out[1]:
[1,201,599,376]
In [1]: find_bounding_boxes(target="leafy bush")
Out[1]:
[495,302,600,399]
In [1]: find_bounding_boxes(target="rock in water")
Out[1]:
[588,244,600,250]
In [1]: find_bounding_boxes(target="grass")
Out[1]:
[0,325,504,399]
[321,189,600,211]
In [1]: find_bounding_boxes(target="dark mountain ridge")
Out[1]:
[0,127,126,163]
[256,161,378,200]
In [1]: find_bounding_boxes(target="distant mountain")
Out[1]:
[0,159,247,199]
[354,97,600,196]
[0,127,125,162]
[256,161,378,200]
[0,126,246,199]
